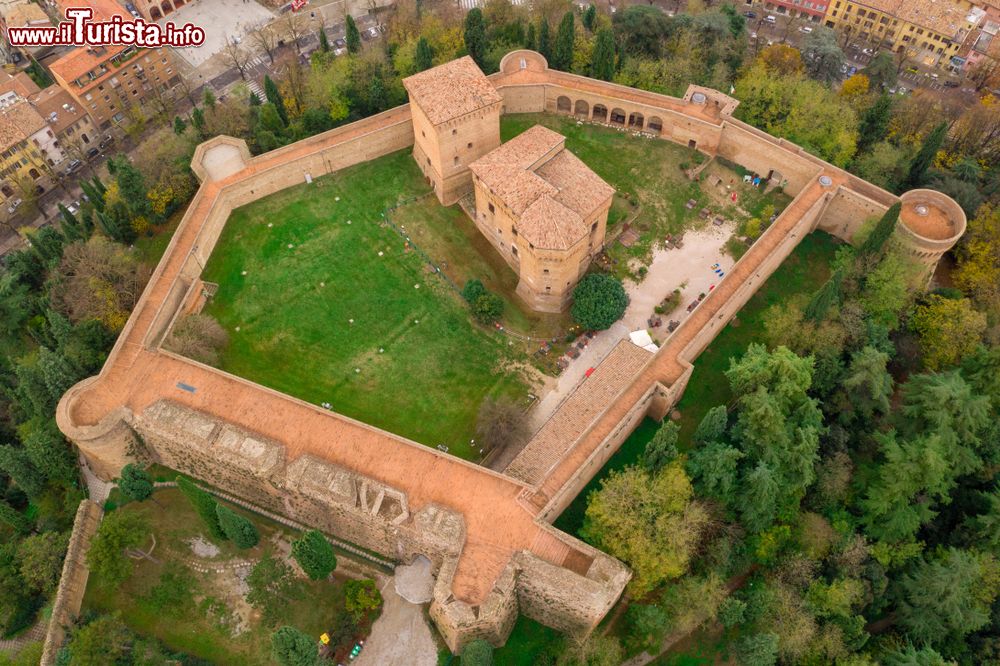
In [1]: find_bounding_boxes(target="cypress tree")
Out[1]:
[345,15,360,54]
[291,530,337,580]
[859,202,901,257]
[57,204,83,242]
[0,445,46,498]
[176,476,226,540]
[21,417,76,484]
[591,28,615,81]
[524,22,536,51]
[415,37,433,72]
[464,8,487,69]
[583,4,597,32]
[0,500,30,534]
[553,12,574,71]
[173,115,187,135]
[901,122,947,191]
[804,269,843,322]
[856,94,892,155]
[216,504,260,548]
[118,464,153,501]
[539,19,551,63]
[318,28,330,53]
[264,76,288,126]
[191,107,206,137]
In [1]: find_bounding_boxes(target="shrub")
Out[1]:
[461,279,487,304]
[291,530,337,580]
[176,476,225,541]
[87,510,148,585]
[117,464,153,502]
[461,638,494,665]
[215,504,259,548]
[718,597,747,628]
[571,274,628,330]
[163,314,229,366]
[344,578,382,622]
[271,625,319,666]
[472,292,504,324]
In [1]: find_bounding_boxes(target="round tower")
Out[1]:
[895,189,966,274]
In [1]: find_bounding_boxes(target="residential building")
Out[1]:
[49,0,180,131]
[133,0,190,22]
[30,85,98,162]
[958,3,1000,73]
[763,0,831,22]
[824,0,983,69]
[0,99,60,212]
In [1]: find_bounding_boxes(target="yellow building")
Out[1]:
[824,0,983,68]
[0,100,54,215]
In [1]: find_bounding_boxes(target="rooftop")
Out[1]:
[0,2,51,26]
[469,125,614,250]
[0,71,40,98]
[853,0,975,37]
[50,0,130,87]
[402,56,503,126]
[0,100,46,152]
[30,86,88,135]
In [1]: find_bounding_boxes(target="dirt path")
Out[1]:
[353,575,437,666]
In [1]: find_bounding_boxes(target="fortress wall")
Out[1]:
[498,84,547,113]
[430,557,520,650]
[816,186,891,242]
[716,121,823,196]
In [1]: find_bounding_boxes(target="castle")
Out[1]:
[56,51,966,653]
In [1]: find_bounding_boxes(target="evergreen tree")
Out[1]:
[538,19,552,63]
[0,445,46,498]
[118,464,153,501]
[345,15,361,54]
[739,461,782,533]
[464,8,488,69]
[57,204,84,242]
[79,178,103,212]
[202,87,216,110]
[216,504,259,548]
[264,76,288,126]
[367,72,388,115]
[271,626,318,666]
[318,28,330,53]
[642,421,679,473]
[582,4,597,32]
[591,28,616,81]
[687,440,744,503]
[900,122,947,191]
[804,269,843,322]
[191,107,206,137]
[693,405,728,444]
[461,639,494,665]
[840,346,893,423]
[856,94,893,155]
[176,476,226,540]
[858,202,901,257]
[37,346,78,402]
[415,37,433,72]
[524,22,536,50]
[0,500,30,533]
[553,12,575,71]
[291,530,337,580]
[20,417,76,484]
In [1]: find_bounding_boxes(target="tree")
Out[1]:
[524,22,536,51]
[735,633,779,666]
[612,5,671,58]
[804,270,842,322]
[856,94,893,155]
[571,274,628,330]
[801,27,845,84]
[345,15,361,54]
[118,464,153,502]
[624,604,669,653]
[264,76,288,126]
[176,476,226,541]
[862,52,897,90]
[839,346,893,423]
[87,510,148,585]
[582,462,708,596]
[553,12,575,72]
[900,122,947,191]
[687,440,744,504]
[718,597,748,628]
[0,445,45,498]
[163,314,228,365]
[271,625,319,666]
[859,202,901,257]
[759,44,804,76]
[17,531,69,594]
[415,37,434,72]
[591,28,615,81]
[464,9,488,69]
[65,614,132,665]
[318,28,330,54]
[538,19,551,63]
[693,405,728,444]
[222,40,252,81]
[291,530,337,580]
[216,504,259,548]
[461,638,493,665]
[582,5,597,32]
[642,421,678,472]
[963,485,1000,551]
[344,578,382,621]
[246,552,295,626]
[954,204,1000,306]
[475,398,528,454]
[911,296,986,371]
[895,548,998,645]
[0,500,30,534]
[191,106,206,138]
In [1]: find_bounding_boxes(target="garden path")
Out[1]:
[353,575,437,666]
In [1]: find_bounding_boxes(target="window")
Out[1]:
[421,130,425,137]
[452,129,457,135]
[543,269,549,274]
[512,246,518,257]
[467,142,472,149]
[545,286,551,291]
[453,156,459,166]
[591,222,598,232]
[488,202,495,214]
[511,227,517,236]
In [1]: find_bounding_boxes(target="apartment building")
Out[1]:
[763,1,831,22]
[824,0,983,68]
[0,99,62,213]
[48,0,180,131]
[30,86,98,159]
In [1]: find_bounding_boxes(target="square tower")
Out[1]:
[403,57,502,205]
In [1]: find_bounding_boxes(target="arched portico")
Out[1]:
[647,116,663,135]
[556,96,571,113]
[628,112,644,129]
[574,99,589,117]
[592,104,608,122]
[610,108,625,125]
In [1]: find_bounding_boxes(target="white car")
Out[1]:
[799,26,813,34]
[765,15,777,24]
[862,48,875,56]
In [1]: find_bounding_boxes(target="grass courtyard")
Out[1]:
[82,488,363,665]
[201,151,529,459]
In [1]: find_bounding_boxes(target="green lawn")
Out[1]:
[493,616,563,666]
[83,488,355,665]
[201,150,529,459]
[499,115,791,279]
[671,231,842,444]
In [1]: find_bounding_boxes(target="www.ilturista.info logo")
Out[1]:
[7,7,205,48]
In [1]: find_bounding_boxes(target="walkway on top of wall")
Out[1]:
[59,61,852,612]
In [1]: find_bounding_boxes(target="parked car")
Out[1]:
[943,80,960,88]
[86,147,100,159]
[744,11,756,18]
[64,159,82,175]
[862,47,875,56]
[125,2,140,18]
[64,201,79,215]
[764,15,777,24]
[799,26,813,34]
[99,135,114,150]
[6,198,22,214]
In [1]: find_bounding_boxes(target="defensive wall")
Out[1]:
[55,51,964,652]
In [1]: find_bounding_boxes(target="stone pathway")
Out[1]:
[0,618,47,656]
[353,573,437,666]
[79,455,114,504]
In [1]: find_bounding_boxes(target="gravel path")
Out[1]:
[353,574,437,666]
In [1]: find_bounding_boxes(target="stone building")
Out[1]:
[468,125,613,312]
[403,57,502,206]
